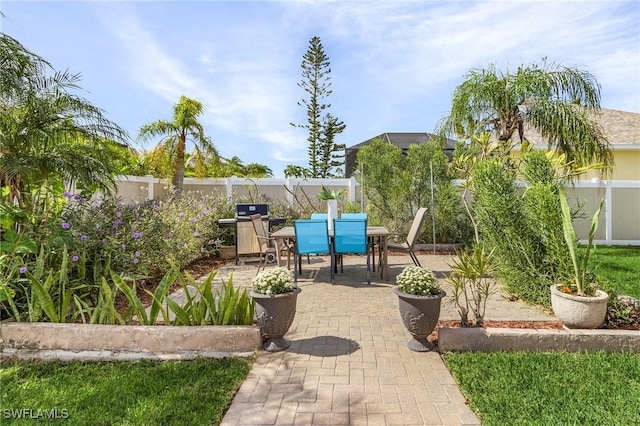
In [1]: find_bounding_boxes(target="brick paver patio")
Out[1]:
[218,253,554,425]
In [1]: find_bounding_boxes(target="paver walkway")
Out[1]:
[219,253,555,425]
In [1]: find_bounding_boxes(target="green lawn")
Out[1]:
[0,357,252,426]
[590,245,640,298]
[444,351,640,426]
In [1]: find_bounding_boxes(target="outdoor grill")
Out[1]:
[217,203,285,264]
[235,203,269,218]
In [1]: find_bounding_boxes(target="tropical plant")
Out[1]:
[558,189,604,296]
[167,269,254,326]
[0,33,129,207]
[290,36,345,178]
[315,185,345,201]
[3,244,97,323]
[112,263,254,326]
[438,59,612,173]
[251,267,295,295]
[447,245,496,327]
[395,266,442,296]
[138,95,217,191]
[283,165,311,178]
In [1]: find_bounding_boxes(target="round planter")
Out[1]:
[393,288,446,352]
[550,285,608,329]
[250,287,301,352]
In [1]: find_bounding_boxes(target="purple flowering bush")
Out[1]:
[59,189,235,279]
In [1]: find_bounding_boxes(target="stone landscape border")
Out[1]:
[1,323,638,362]
[0,323,261,361]
[438,327,640,353]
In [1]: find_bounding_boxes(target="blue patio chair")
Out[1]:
[302,214,328,265]
[340,213,374,270]
[333,218,371,284]
[293,219,333,284]
[340,213,367,219]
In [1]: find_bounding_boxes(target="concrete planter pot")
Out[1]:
[250,287,301,352]
[393,288,446,352]
[550,284,609,329]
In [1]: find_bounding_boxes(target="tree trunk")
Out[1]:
[173,134,186,192]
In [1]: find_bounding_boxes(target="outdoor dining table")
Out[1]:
[270,226,391,281]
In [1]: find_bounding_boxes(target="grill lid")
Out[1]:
[235,203,269,218]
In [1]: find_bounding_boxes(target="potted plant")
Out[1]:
[249,267,301,351]
[393,265,446,351]
[316,185,345,232]
[550,191,608,329]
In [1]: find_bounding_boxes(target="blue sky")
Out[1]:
[2,1,639,177]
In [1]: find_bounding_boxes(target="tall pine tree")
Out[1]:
[290,36,345,178]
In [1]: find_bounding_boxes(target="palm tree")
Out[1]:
[244,163,273,178]
[138,96,217,191]
[0,34,129,207]
[438,60,612,171]
[220,156,245,177]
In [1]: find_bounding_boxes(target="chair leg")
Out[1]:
[293,252,299,285]
[274,242,282,267]
[409,251,421,267]
[330,249,335,283]
[366,251,371,285]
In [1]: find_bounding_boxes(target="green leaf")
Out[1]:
[29,274,58,322]
[560,189,581,292]
[166,298,190,326]
[148,268,178,324]
[112,273,148,325]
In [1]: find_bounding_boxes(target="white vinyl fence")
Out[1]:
[114,175,362,206]
[114,175,640,246]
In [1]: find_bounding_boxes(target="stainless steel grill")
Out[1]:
[217,204,285,264]
[235,203,269,218]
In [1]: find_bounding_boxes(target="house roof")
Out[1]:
[513,108,640,148]
[347,132,457,151]
[344,132,457,177]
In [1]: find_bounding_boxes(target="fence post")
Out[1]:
[145,175,155,201]
[286,179,294,208]
[605,180,613,245]
[348,178,357,202]
[225,178,233,201]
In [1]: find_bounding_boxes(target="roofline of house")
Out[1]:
[527,143,640,151]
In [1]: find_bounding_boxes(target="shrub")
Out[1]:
[395,266,442,296]
[251,267,295,295]
[470,158,550,305]
[356,138,472,244]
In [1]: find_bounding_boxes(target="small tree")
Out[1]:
[138,96,217,192]
[356,138,471,244]
[0,34,129,207]
[438,59,612,173]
